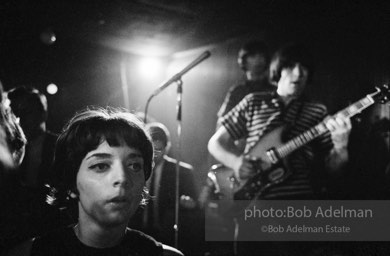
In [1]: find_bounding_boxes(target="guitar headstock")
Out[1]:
[371,84,390,104]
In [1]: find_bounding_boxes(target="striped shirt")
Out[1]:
[217,80,275,118]
[220,92,334,199]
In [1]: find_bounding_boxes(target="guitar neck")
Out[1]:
[276,95,376,158]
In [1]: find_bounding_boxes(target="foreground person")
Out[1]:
[9,107,182,256]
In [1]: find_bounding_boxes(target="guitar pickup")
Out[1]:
[266,147,280,164]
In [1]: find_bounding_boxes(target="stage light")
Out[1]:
[135,44,170,57]
[46,83,58,95]
[138,57,163,80]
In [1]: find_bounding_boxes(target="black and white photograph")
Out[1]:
[1,1,389,255]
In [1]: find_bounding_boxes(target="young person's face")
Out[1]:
[76,140,145,227]
[152,139,167,165]
[277,63,309,98]
[245,53,268,79]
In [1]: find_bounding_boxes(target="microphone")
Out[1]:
[150,51,211,97]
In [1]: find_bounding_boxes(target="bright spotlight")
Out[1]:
[46,83,58,95]
[138,57,163,80]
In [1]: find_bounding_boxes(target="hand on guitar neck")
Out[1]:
[325,115,352,150]
[324,115,352,174]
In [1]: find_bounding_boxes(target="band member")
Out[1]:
[8,107,182,256]
[209,42,351,200]
[208,43,352,255]
[217,40,274,120]
[216,40,275,153]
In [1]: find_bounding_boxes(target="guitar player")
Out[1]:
[207,43,352,255]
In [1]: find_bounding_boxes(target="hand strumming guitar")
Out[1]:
[233,155,258,180]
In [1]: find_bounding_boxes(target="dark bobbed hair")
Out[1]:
[7,86,48,123]
[237,40,270,71]
[269,43,315,85]
[48,107,153,206]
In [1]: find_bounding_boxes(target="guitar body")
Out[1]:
[235,125,292,200]
[248,125,285,161]
[208,126,292,215]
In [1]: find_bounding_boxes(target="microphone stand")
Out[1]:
[144,51,210,123]
[143,51,210,248]
[144,78,183,248]
[174,79,183,248]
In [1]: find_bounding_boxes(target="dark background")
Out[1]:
[1,0,389,190]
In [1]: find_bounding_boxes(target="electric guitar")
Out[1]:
[209,85,389,213]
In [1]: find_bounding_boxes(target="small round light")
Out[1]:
[40,29,56,45]
[50,34,56,43]
[46,83,58,95]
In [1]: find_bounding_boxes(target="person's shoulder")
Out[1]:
[124,228,165,255]
[31,226,72,251]
[227,82,272,96]
[125,229,183,256]
[6,227,71,256]
[226,83,247,93]
[243,91,276,103]
[302,99,328,113]
[125,228,161,246]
